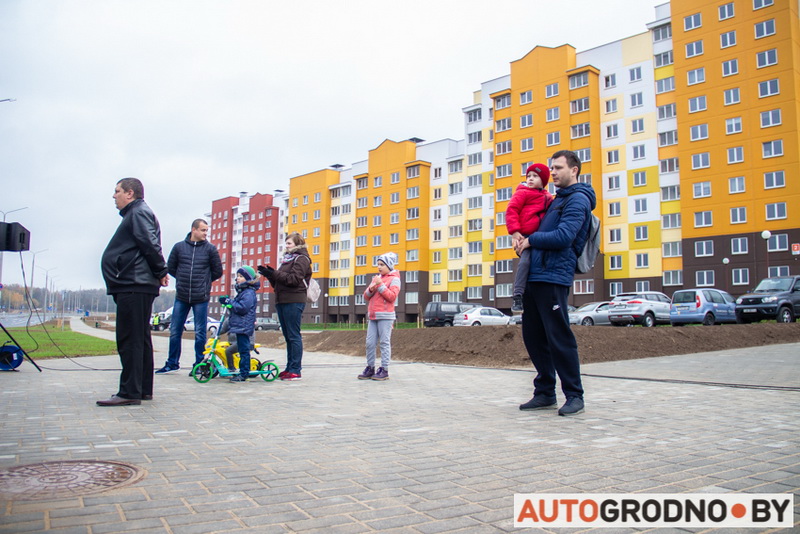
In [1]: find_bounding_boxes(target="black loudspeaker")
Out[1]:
[1,222,30,252]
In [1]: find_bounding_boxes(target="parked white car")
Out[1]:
[184,316,221,336]
[453,306,511,326]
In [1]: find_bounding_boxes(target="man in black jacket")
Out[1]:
[99,178,169,406]
[156,219,222,374]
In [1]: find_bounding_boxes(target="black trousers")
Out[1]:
[521,281,584,399]
[113,292,156,400]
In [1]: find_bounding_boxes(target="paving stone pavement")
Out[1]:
[0,318,797,533]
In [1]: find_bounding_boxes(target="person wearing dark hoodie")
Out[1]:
[219,265,260,382]
[258,232,312,381]
[157,219,222,375]
[515,150,596,417]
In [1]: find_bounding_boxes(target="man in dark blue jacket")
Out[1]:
[156,219,222,374]
[99,178,169,406]
[516,150,595,416]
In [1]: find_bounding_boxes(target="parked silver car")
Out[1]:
[608,292,671,327]
[453,306,511,326]
[568,301,612,326]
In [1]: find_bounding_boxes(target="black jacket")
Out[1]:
[167,234,223,304]
[101,199,168,295]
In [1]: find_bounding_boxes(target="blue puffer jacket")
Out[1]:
[228,280,260,336]
[527,183,597,287]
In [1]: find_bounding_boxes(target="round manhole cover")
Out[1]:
[0,460,146,501]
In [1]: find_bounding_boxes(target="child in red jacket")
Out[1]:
[358,252,401,381]
[506,163,553,313]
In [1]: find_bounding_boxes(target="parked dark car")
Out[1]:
[670,289,737,326]
[735,276,800,323]
[255,317,281,331]
[423,302,475,327]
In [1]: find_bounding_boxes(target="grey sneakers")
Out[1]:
[558,397,585,416]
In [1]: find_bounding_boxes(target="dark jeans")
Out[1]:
[166,299,208,368]
[521,282,584,399]
[113,292,156,400]
[276,302,305,374]
[235,333,251,378]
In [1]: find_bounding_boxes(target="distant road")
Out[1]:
[0,313,70,328]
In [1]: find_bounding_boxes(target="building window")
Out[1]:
[630,92,643,107]
[546,106,560,121]
[634,198,647,214]
[720,30,737,48]
[609,202,621,217]
[731,206,747,224]
[694,211,713,227]
[636,253,649,269]
[694,181,711,198]
[731,237,748,255]
[634,225,648,241]
[520,138,533,152]
[685,40,704,58]
[520,90,532,105]
[407,165,420,178]
[660,157,679,174]
[632,144,646,160]
[655,51,673,67]
[663,241,682,257]
[631,118,645,134]
[766,202,786,220]
[608,175,620,190]
[762,140,783,158]
[767,233,788,252]
[569,72,588,89]
[545,82,559,98]
[629,66,642,82]
[659,130,678,146]
[520,113,533,128]
[604,73,616,88]
[495,140,512,155]
[547,132,561,146]
[496,186,512,201]
[608,149,620,165]
[684,13,702,31]
[571,123,590,139]
[633,171,647,187]
[758,79,779,97]
[760,109,781,128]
[661,185,680,201]
[719,2,734,20]
[732,268,750,286]
[727,146,744,164]
[729,176,745,194]
[663,213,681,229]
[754,0,774,9]
[663,270,683,286]
[764,170,785,189]
[467,152,482,166]
[609,228,622,243]
[690,124,709,141]
[466,109,482,123]
[570,97,589,114]
[658,103,676,119]
[653,24,672,42]
[754,19,776,39]
[687,68,705,85]
[697,270,715,287]
[756,48,777,68]
[724,87,741,105]
[722,59,739,77]
[607,123,619,139]
[574,279,595,295]
[605,99,617,113]
[726,117,742,134]
[609,255,622,270]
[656,77,675,93]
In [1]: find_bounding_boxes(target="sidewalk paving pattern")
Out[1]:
[0,317,797,533]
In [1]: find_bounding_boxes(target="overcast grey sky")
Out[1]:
[1,0,662,292]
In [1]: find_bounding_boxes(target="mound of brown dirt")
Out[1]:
[253,322,800,368]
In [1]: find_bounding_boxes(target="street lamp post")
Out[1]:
[29,249,48,291]
[761,230,772,279]
[0,207,29,305]
[37,266,57,320]
[722,257,730,292]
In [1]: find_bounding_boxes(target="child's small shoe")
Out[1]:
[230,374,247,382]
[357,366,375,380]
[511,295,524,313]
[371,367,389,381]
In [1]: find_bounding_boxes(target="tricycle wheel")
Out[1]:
[259,361,279,382]
[192,362,213,383]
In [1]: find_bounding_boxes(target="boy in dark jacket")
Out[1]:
[220,266,260,382]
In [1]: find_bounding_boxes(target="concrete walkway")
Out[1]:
[0,318,797,533]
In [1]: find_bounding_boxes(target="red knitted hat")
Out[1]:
[525,163,550,187]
